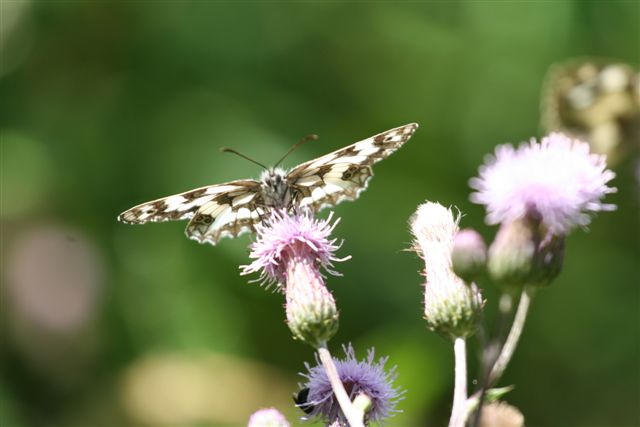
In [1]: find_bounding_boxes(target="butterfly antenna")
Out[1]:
[220,147,269,170]
[274,134,319,168]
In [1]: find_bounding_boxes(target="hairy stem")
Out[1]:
[448,337,468,427]
[318,344,365,427]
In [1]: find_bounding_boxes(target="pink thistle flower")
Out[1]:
[470,133,616,235]
[241,210,349,347]
[240,210,348,289]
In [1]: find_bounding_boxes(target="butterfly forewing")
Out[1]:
[287,123,418,211]
[118,180,263,244]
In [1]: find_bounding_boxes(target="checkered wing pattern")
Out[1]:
[286,123,418,211]
[117,180,264,245]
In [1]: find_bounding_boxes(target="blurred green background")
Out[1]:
[1,2,638,426]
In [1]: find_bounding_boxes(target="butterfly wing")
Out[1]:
[185,183,267,245]
[286,123,418,211]
[118,179,264,245]
[118,123,418,244]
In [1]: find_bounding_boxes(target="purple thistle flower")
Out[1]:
[298,344,403,425]
[240,210,348,289]
[470,133,616,235]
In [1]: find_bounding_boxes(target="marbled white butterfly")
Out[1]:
[117,123,418,245]
[541,59,639,165]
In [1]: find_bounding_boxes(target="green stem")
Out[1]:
[470,286,535,427]
[488,286,535,385]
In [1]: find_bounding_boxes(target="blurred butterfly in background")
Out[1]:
[118,123,418,245]
[540,58,639,166]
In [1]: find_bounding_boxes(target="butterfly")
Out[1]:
[541,59,639,166]
[117,123,418,245]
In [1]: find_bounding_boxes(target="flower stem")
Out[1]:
[470,286,535,427]
[469,293,512,427]
[488,286,535,385]
[317,344,365,427]
[448,337,468,427]
[352,392,373,423]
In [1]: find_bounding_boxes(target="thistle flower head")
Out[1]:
[241,210,347,346]
[241,210,348,289]
[298,344,403,425]
[470,133,616,235]
[410,202,484,339]
[247,408,290,427]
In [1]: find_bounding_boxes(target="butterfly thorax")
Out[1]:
[260,168,291,208]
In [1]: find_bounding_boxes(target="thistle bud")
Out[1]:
[487,217,538,287]
[410,202,484,340]
[452,228,487,282]
[285,251,339,348]
[487,216,565,287]
[248,408,290,427]
[479,402,525,427]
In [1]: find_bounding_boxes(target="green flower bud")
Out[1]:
[452,228,487,282]
[488,216,565,287]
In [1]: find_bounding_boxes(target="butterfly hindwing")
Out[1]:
[185,183,266,245]
[287,123,418,210]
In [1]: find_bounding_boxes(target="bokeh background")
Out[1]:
[1,2,638,426]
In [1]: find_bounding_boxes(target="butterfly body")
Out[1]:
[118,123,418,245]
[259,167,292,208]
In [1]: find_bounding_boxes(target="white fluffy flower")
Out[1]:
[470,133,616,234]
